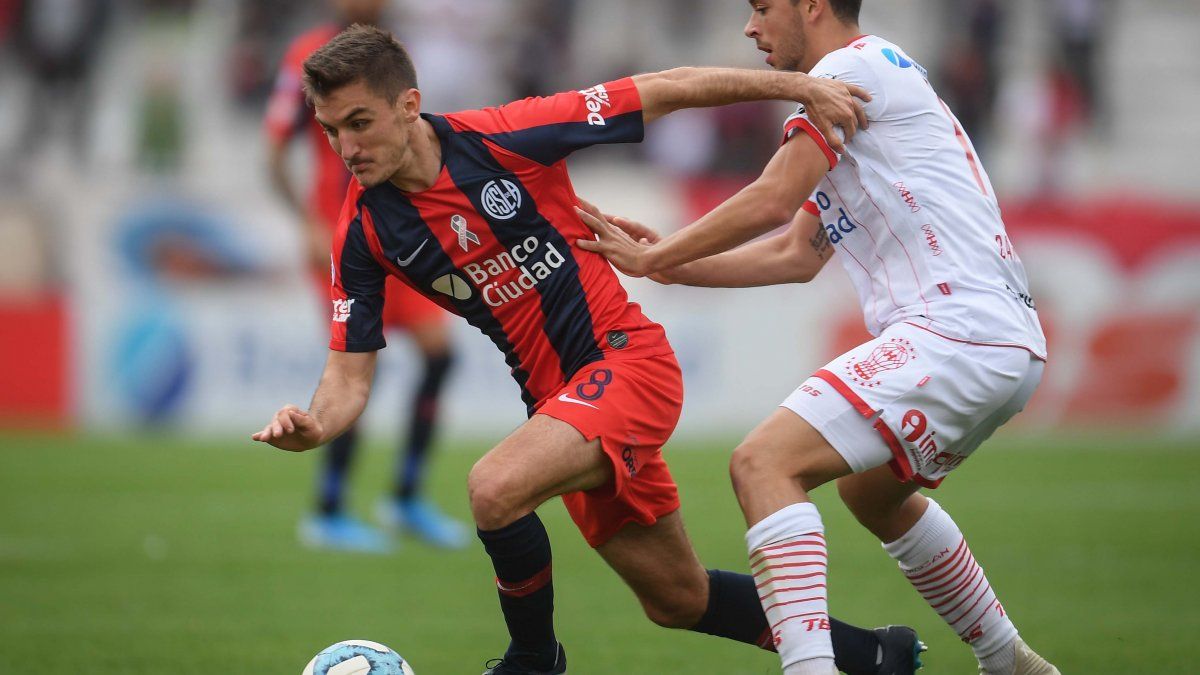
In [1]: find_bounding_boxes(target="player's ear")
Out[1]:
[804,0,823,21]
[398,87,421,121]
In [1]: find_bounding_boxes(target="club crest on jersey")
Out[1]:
[450,214,480,252]
[844,339,917,388]
[481,179,522,220]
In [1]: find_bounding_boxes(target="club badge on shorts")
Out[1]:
[845,338,917,388]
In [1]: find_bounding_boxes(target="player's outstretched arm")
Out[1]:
[578,128,829,277]
[632,67,868,153]
[582,207,833,288]
[251,350,377,452]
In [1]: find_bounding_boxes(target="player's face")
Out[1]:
[744,0,809,72]
[313,80,419,189]
[332,0,386,25]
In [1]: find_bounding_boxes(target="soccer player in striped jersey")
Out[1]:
[577,1,1060,674]
[252,23,924,675]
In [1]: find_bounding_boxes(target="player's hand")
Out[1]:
[578,198,663,245]
[574,200,653,278]
[793,75,870,154]
[251,404,325,452]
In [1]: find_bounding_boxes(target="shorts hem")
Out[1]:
[813,369,944,489]
[533,409,628,503]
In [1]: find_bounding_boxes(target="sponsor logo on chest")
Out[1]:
[461,235,567,307]
[814,190,858,244]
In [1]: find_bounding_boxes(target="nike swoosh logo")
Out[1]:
[396,239,429,267]
[557,393,598,409]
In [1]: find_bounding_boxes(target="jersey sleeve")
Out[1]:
[443,77,644,165]
[263,40,312,144]
[329,202,387,352]
[780,49,887,171]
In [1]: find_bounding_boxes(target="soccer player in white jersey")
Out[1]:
[576,1,1061,674]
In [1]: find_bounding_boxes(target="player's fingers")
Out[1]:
[819,118,846,154]
[576,197,605,221]
[846,83,872,104]
[576,238,601,252]
[840,109,858,143]
[611,217,650,240]
[854,100,869,134]
[289,410,315,432]
[574,206,608,235]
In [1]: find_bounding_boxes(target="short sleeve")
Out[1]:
[329,206,387,352]
[443,77,645,165]
[780,49,887,171]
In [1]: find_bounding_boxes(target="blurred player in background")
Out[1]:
[264,0,465,552]
[253,24,927,675]
[578,1,1060,674]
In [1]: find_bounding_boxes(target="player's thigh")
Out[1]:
[732,407,854,492]
[595,510,709,626]
[467,414,612,527]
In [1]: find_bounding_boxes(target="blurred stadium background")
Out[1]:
[1,0,1197,672]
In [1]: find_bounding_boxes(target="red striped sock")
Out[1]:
[746,502,835,672]
[883,498,1018,661]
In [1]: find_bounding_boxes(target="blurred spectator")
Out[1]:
[9,0,112,164]
[229,0,317,108]
[938,0,1005,159]
[263,0,467,554]
[394,0,512,111]
[507,0,578,99]
[1049,0,1110,128]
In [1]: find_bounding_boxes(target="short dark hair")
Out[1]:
[302,24,418,104]
[794,0,861,23]
[828,0,862,23]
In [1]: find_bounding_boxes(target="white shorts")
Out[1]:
[781,322,1044,487]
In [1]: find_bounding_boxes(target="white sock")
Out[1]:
[882,498,1018,667]
[978,638,1017,674]
[783,657,838,675]
[746,502,833,671]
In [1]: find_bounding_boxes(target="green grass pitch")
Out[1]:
[1,432,1196,673]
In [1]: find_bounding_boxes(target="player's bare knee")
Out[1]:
[467,464,524,530]
[731,439,826,493]
[729,441,775,490]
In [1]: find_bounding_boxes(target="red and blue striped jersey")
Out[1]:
[328,77,673,413]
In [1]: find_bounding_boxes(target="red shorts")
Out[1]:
[537,353,684,548]
[313,271,447,330]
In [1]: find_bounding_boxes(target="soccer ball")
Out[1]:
[301,640,415,675]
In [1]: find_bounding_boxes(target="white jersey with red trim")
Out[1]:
[785,35,1046,358]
